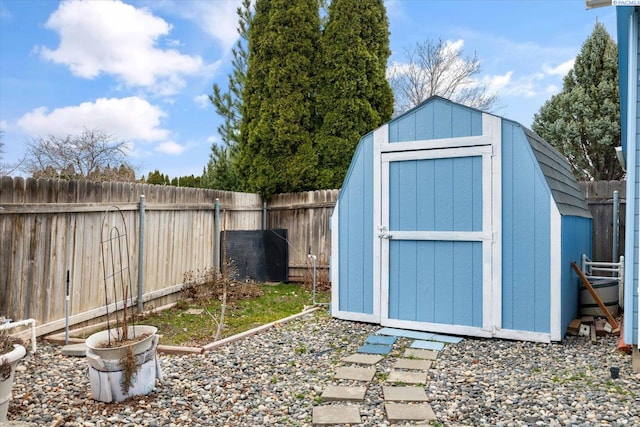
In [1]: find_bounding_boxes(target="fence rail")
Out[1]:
[1,177,336,336]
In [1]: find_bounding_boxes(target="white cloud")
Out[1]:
[16,96,169,144]
[206,134,218,144]
[543,59,574,76]
[38,0,206,96]
[482,71,512,94]
[181,1,241,51]
[0,120,7,132]
[194,94,210,109]
[152,0,242,52]
[156,141,186,155]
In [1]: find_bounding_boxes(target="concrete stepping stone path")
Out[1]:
[382,386,428,402]
[403,348,439,360]
[342,353,384,365]
[313,328,459,425]
[394,358,432,371]
[334,366,376,381]
[387,370,428,384]
[312,405,361,425]
[321,385,367,401]
[385,402,437,423]
[365,335,397,345]
[357,343,393,355]
[410,340,445,351]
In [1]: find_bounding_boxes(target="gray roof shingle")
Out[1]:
[523,127,592,218]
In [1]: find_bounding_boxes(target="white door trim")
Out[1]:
[378,112,502,334]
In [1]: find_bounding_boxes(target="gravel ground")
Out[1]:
[4,309,640,426]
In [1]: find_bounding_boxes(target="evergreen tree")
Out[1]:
[532,23,622,181]
[204,0,252,191]
[238,0,320,200]
[315,0,393,188]
[146,170,168,185]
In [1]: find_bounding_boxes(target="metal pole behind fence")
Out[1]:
[613,190,619,263]
[263,201,267,230]
[214,198,221,276]
[137,195,145,312]
[65,269,70,344]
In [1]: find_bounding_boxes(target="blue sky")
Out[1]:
[0,0,617,180]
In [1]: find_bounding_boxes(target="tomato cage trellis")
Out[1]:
[100,206,139,346]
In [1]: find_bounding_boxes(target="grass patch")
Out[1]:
[143,282,330,347]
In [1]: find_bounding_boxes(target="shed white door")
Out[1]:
[379,145,498,335]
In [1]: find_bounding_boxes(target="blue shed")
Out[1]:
[330,97,592,343]
[616,5,640,361]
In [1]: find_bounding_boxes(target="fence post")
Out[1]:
[262,201,267,230]
[137,195,145,313]
[214,198,221,276]
[613,190,619,263]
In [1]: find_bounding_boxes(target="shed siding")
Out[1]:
[623,9,640,345]
[388,157,482,232]
[618,7,639,345]
[388,97,482,143]
[501,121,551,333]
[388,240,483,326]
[634,17,640,344]
[560,215,592,335]
[338,133,374,314]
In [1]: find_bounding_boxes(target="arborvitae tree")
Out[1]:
[146,170,169,185]
[315,0,393,188]
[238,0,320,200]
[203,0,252,191]
[532,23,621,181]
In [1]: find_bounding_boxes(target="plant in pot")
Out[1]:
[85,207,161,403]
[0,325,26,422]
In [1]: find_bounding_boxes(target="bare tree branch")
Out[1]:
[0,131,25,176]
[389,38,499,116]
[23,128,134,181]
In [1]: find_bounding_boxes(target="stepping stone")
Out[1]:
[403,348,438,360]
[334,366,376,381]
[385,403,436,423]
[394,358,432,371]
[61,343,87,357]
[410,340,445,351]
[365,335,397,345]
[430,334,463,344]
[383,386,428,402]
[321,385,367,401]
[358,343,393,355]
[313,405,361,425]
[377,327,435,341]
[387,370,428,384]
[342,353,384,365]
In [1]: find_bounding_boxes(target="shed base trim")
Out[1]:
[332,310,379,324]
[381,318,552,343]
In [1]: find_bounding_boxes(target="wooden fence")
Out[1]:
[0,177,337,337]
[0,175,624,338]
[578,180,626,263]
